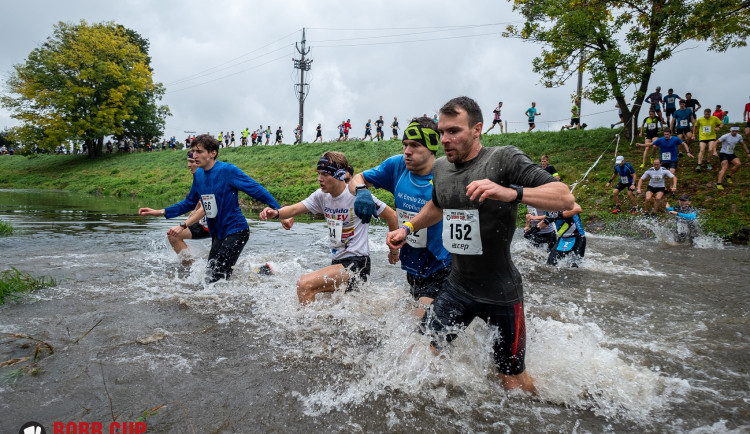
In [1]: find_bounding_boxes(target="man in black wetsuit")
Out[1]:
[387,96,574,393]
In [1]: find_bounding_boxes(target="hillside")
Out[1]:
[0,128,748,243]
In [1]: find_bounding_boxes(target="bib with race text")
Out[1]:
[442,209,482,255]
[397,208,427,248]
[201,194,218,218]
[702,125,712,133]
[661,151,672,161]
[680,120,688,127]
[620,176,629,183]
[326,218,345,248]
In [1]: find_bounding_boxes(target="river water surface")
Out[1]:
[0,190,748,433]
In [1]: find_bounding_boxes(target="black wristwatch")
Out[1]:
[355,184,368,191]
[510,184,523,204]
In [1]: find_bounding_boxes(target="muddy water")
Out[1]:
[0,190,748,433]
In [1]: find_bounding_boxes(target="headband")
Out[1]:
[317,157,348,181]
[402,122,440,152]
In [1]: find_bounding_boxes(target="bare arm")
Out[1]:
[348,173,373,194]
[465,179,574,211]
[259,202,309,220]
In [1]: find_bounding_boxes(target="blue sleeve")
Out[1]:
[678,212,696,220]
[164,179,200,219]
[229,165,281,209]
[362,155,400,192]
[666,206,674,212]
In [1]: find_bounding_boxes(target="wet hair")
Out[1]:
[439,96,483,128]
[321,151,349,170]
[191,134,220,157]
[406,116,440,154]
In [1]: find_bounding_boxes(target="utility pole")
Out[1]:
[576,50,584,118]
[293,28,312,140]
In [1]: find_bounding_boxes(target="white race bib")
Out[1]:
[620,176,629,183]
[397,208,426,248]
[679,120,688,127]
[661,152,672,161]
[199,216,207,227]
[326,218,344,248]
[702,125,711,134]
[652,175,663,182]
[201,194,218,218]
[442,209,482,255]
[647,123,657,130]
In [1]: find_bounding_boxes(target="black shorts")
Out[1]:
[662,161,678,170]
[719,153,737,162]
[700,139,714,145]
[492,119,502,125]
[207,229,250,283]
[365,129,371,135]
[615,182,633,192]
[423,281,527,376]
[746,121,750,128]
[523,228,556,251]
[646,129,658,139]
[316,131,322,137]
[332,255,371,291]
[547,236,586,267]
[188,223,210,240]
[570,118,580,125]
[392,129,398,136]
[666,108,676,116]
[528,122,535,127]
[676,127,691,135]
[647,185,666,194]
[406,266,450,300]
[339,132,344,137]
[376,128,383,134]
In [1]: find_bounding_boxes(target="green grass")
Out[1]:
[0,220,12,235]
[0,127,748,243]
[0,268,57,304]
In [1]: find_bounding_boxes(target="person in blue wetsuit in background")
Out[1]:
[666,195,699,244]
[539,202,586,267]
[349,116,452,315]
[139,134,292,283]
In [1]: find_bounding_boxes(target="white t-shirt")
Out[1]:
[718,133,743,155]
[302,188,386,260]
[640,167,675,188]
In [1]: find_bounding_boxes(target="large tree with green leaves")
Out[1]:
[1,20,170,157]
[505,0,750,137]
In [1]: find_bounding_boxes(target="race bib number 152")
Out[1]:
[442,209,482,255]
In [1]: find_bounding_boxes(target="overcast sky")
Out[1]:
[2,0,749,142]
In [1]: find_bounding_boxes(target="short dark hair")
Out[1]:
[663,129,672,134]
[191,134,220,156]
[439,96,483,128]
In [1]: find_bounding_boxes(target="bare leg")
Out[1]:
[498,371,537,394]
[296,264,350,304]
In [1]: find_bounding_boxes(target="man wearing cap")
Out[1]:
[606,155,638,214]
[716,126,749,190]
[386,96,574,394]
[139,134,292,283]
[350,116,451,315]
[637,158,677,217]
[666,195,699,244]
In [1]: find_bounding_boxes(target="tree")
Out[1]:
[1,20,170,157]
[504,0,750,138]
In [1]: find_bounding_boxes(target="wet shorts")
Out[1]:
[719,152,737,162]
[207,229,250,283]
[423,281,527,376]
[547,236,586,267]
[615,182,633,192]
[188,223,210,240]
[647,185,666,194]
[523,228,557,251]
[407,266,450,300]
[662,161,678,170]
[332,255,371,291]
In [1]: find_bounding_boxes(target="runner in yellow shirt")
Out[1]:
[692,108,723,171]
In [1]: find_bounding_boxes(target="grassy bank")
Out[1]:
[0,220,12,235]
[0,128,748,242]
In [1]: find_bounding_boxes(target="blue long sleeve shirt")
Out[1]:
[164,160,280,240]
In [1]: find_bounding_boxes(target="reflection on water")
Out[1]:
[0,190,748,433]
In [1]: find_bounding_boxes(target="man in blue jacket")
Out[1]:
[139,134,292,282]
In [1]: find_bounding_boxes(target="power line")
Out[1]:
[313,30,504,48]
[165,53,291,94]
[163,29,301,87]
[307,22,520,31]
